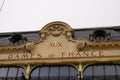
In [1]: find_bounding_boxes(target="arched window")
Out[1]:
[83,64,120,80]
[8,33,27,45]
[0,66,25,80]
[93,30,107,41]
[30,65,78,80]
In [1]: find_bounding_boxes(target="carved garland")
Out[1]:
[40,23,74,42]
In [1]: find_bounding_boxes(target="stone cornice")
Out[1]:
[0,40,120,53]
[77,40,120,51]
[0,21,120,53]
[0,41,34,53]
[0,21,120,65]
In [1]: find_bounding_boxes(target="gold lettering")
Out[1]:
[6,51,104,60]
[37,54,42,58]
[91,51,103,57]
[21,53,29,59]
[91,51,97,56]
[83,52,89,57]
[69,52,74,57]
[76,52,82,57]
[8,54,13,59]
[98,51,104,56]
[14,54,19,59]
[49,42,62,47]
[30,53,34,58]
[61,52,66,58]
[58,42,62,47]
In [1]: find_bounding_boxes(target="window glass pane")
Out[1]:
[105,65,116,75]
[31,68,39,76]
[17,67,25,77]
[0,68,8,77]
[116,65,120,75]
[83,64,120,80]
[50,67,59,76]
[30,65,78,80]
[94,65,104,75]
[60,66,69,76]
[8,68,17,77]
[70,67,77,76]
[0,67,25,80]
[84,66,93,76]
[40,67,49,76]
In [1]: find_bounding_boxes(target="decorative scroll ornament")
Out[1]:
[40,21,74,41]
[76,39,90,51]
[25,41,35,52]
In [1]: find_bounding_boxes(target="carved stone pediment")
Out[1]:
[40,21,74,41]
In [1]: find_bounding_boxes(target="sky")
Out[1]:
[0,0,120,32]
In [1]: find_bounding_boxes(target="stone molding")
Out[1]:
[0,21,120,65]
[0,21,120,52]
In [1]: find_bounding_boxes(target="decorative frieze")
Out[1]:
[0,21,120,65]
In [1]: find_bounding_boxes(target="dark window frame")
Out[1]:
[83,64,120,80]
[30,65,78,80]
[0,66,25,80]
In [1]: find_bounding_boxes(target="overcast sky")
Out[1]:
[0,0,120,32]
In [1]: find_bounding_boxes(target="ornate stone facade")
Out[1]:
[0,21,120,79]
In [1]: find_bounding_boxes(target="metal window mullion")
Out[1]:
[48,66,50,79]
[68,66,70,80]
[6,67,9,79]
[59,66,60,80]
[115,65,118,79]
[38,67,41,80]
[92,66,94,80]
[16,67,19,79]
[103,65,106,80]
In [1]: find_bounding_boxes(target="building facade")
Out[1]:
[0,21,120,80]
